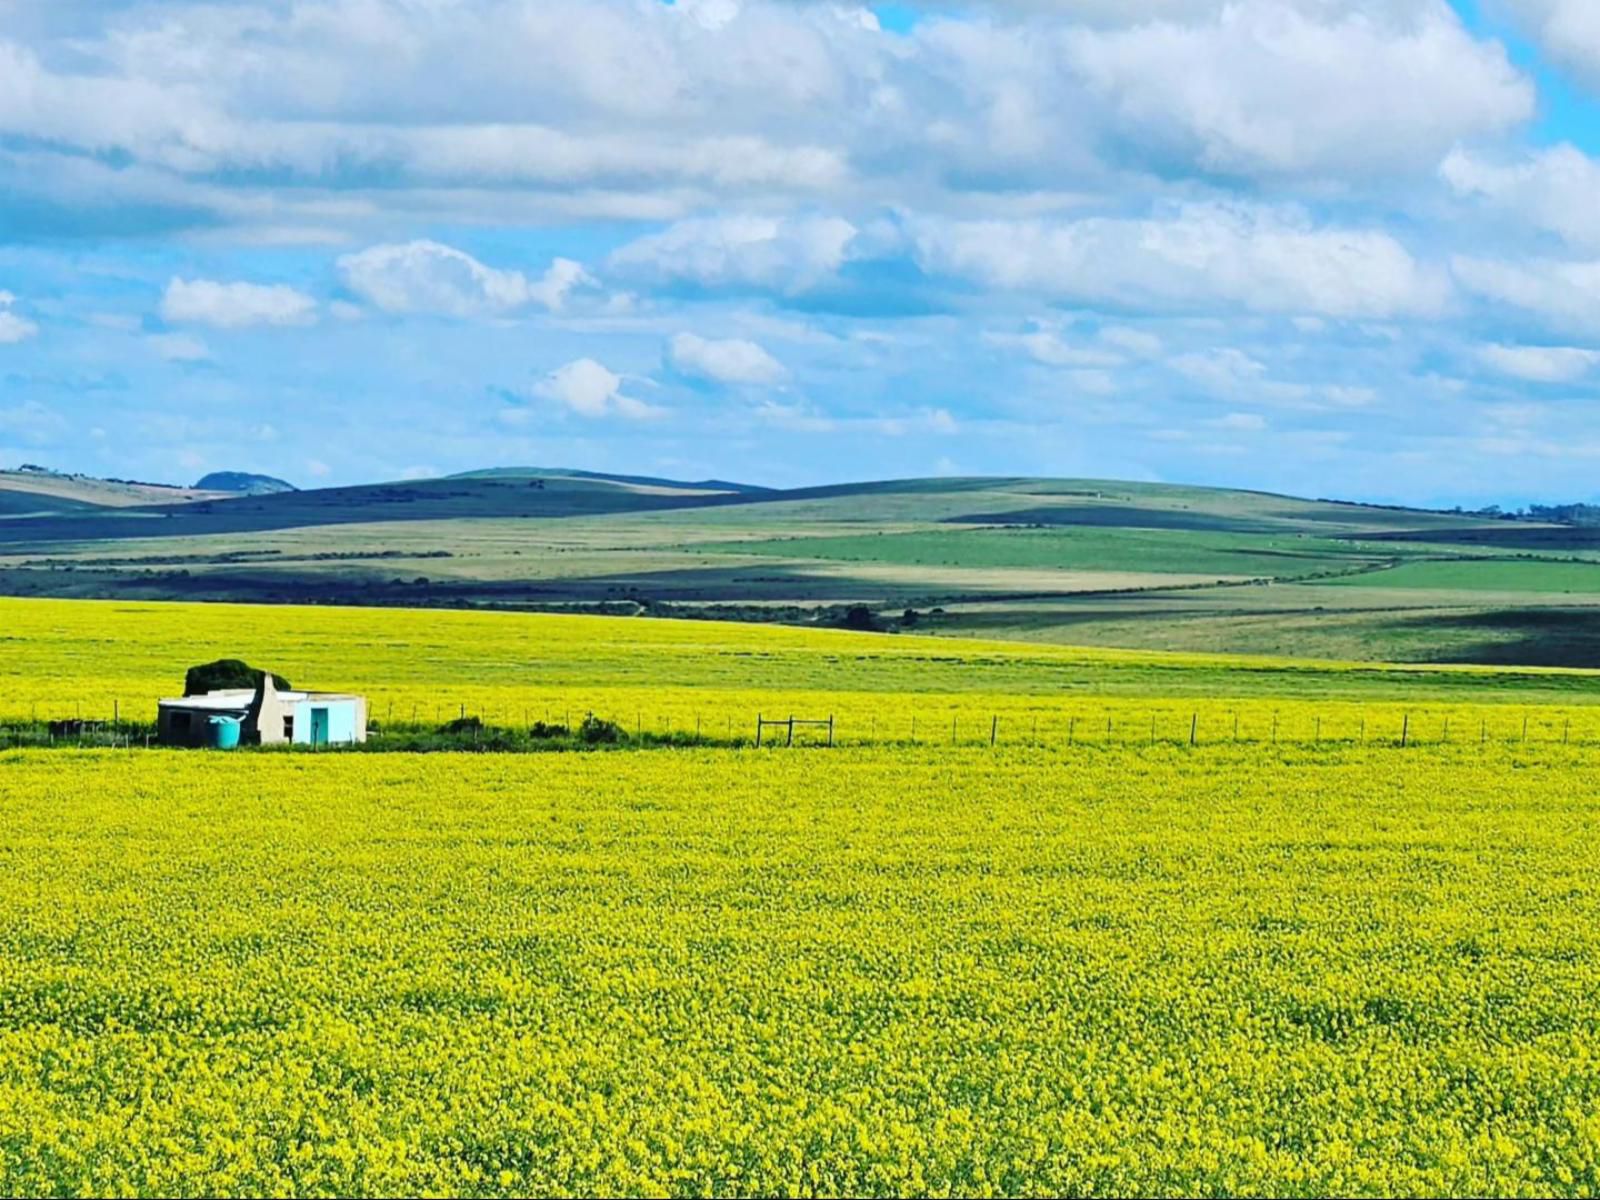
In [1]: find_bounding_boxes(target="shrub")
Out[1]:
[579,714,625,745]
[184,659,291,697]
[842,605,878,632]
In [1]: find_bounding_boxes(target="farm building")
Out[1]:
[157,674,367,748]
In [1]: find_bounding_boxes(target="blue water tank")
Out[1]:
[206,715,242,750]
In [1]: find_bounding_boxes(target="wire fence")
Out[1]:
[5,702,1600,753]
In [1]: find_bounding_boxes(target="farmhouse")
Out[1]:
[157,674,368,748]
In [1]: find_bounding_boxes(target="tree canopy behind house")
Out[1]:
[184,659,292,696]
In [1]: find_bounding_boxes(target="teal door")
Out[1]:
[310,707,329,746]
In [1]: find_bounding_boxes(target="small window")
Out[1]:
[284,715,295,740]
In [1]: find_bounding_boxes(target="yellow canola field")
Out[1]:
[3,597,1600,747]
[5,745,1600,1196]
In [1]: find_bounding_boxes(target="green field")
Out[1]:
[1328,559,1600,593]
[694,527,1389,580]
[6,467,1600,667]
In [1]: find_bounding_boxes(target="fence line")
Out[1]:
[9,702,1600,754]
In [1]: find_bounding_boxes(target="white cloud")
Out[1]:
[1501,1,1600,87]
[337,241,593,317]
[1453,256,1600,333]
[1442,145,1600,252]
[1064,3,1532,177]
[0,0,1547,259]
[1170,348,1268,392]
[986,320,1164,367]
[0,291,38,344]
[910,205,1449,319]
[984,329,1122,368]
[609,215,858,293]
[1478,343,1600,383]
[146,332,210,362]
[668,333,787,386]
[533,358,662,420]
[160,278,317,329]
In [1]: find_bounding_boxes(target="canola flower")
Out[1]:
[4,744,1600,1196]
[3,597,1600,749]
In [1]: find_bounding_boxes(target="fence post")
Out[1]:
[1272,713,1278,744]
[1190,713,1198,747]
[1564,719,1571,746]
[786,716,794,748]
[756,714,763,748]
[1315,716,1321,744]
[1149,715,1155,747]
[1523,716,1529,744]
[1401,714,1409,748]
[1233,712,1239,742]
[952,715,957,745]
[1068,716,1076,746]
[828,715,835,748]
[1443,717,1450,744]
[990,716,998,747]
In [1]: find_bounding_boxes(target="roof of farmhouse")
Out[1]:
[159,690,362,710]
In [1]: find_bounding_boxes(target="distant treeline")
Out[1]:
[1456,504,1600,526]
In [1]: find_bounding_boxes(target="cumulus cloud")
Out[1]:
[1501,0,1600,87]
[0,291,38,344]
[533,358,661,420]
[1478,343,1600,383]
[1170,348,1269,392]
[985,320,1164,368]
[984,328,1123,368]
[668,333,787,386]
[160,278,317,328]
[337,242,594,317]
[1454,256,1600,334]
[908,204,1449,319]
[609,216,858,294]
[1063,3,1532,177]
[1442,145,1600,252]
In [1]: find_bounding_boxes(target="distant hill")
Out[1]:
[448,467,773,495]
[195,471,297,496]
[7,465,1600,669]
[0,466,216,512]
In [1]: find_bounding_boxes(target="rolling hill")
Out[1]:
[2,465,1598,666]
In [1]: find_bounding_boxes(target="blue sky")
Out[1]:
[3,0,1600,506]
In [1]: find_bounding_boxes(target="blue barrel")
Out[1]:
[205,715,242,750]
